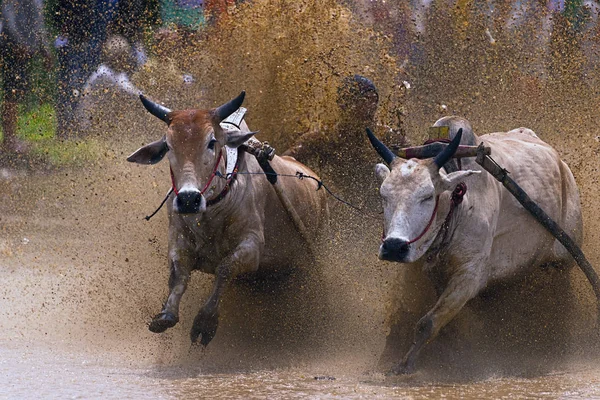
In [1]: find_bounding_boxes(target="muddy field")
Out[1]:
[4,0,600,398]
[2,90,600,398]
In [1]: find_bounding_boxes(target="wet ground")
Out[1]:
[3,338,600,399]
[1,124,600,398]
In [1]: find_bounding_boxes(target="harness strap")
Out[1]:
[207,154,241,207]
[439,182,467,244]
[170,166,179,196]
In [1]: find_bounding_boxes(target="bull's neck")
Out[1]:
[203,148,244,210]
[428,189,469,256]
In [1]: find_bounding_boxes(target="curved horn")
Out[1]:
[433,128,463,169]
[366,128,396,165]
[215,91,246,122]
[140,95,172,123]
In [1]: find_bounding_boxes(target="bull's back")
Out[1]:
[250,155,328,268]
[272,155,329,234]
[480,129,582,279]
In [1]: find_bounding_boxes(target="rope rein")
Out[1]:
[145,188,174,221]
[145,169,372,221]
[406,195,440,245]
[439,182,467,244]
[228,170,366,213]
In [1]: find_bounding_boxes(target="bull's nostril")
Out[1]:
[381,238,410,261]
[176,191,203,213]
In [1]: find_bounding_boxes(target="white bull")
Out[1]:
[127,92,328,345]
[367,116,583,374]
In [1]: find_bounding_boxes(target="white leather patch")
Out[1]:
[225,146,238,177]
[220,107,247,129]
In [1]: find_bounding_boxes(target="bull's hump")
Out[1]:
[483,129,541,141]
[507,127,538,138]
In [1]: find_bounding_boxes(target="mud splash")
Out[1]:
[2,0,600,397]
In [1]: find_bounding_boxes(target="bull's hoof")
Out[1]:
[387,361,416,376]
[149,311,178,333]
[190,309,219,346]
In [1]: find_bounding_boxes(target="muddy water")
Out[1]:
[3,339,600,400]
[4,0,600,398]
[2,120,600,398]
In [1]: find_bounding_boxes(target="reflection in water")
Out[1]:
[2,0,600,397]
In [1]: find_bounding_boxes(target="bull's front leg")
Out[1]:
[390,262,484,375]
[149,240,194,333]
[191,235,262,346]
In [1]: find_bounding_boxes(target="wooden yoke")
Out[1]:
[394,142,491,160]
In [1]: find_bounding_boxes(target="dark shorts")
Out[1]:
[0,37,31,103]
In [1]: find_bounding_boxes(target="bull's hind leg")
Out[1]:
[149,259,191,333]
[191,236,262,346]
[390,265,483,375]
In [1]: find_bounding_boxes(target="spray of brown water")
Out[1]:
[2,0,600,395]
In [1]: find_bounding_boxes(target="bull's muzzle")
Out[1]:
[175,190,206,214]
[380,238,410,262]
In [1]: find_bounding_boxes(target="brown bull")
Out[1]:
[127,92,328,345]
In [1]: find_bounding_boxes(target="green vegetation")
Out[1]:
[0,103,98,166]
[16,103,56,141]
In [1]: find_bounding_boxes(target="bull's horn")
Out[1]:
[366,127,396,165]
[433,128,463,169]
[215,91,246,122]
[140,95,172,123]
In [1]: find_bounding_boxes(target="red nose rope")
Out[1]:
[169,149,241,206]
[382,183,467,244]
[406,195,440,244]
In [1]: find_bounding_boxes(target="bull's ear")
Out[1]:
[226,130,258,148]
[375,163,390,182]
[438,169,480,191]
[126,136,169,164]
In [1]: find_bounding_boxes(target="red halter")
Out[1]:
[406,195,440,244]
[169,149,241,207]
[381,183,467,244]
[170,150,223,197]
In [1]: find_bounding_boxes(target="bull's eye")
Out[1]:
[421,195,434,204]
[208,138,217,150]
